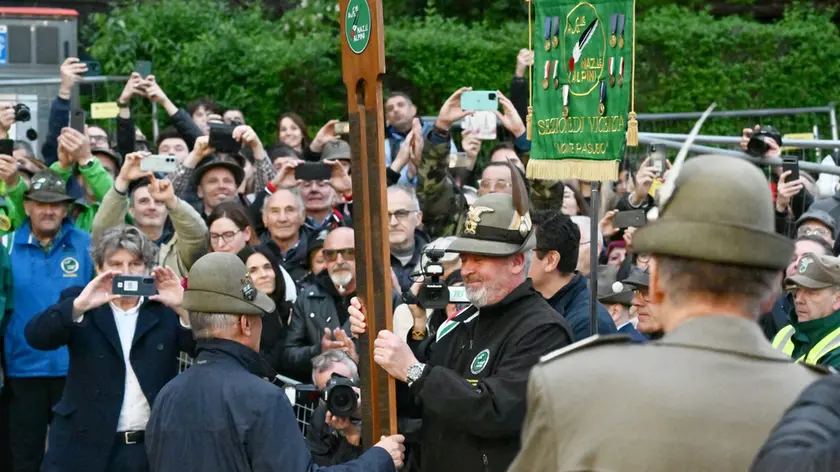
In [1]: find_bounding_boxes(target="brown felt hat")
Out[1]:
[786,253,840,290]
[183,252,275,316]
[633,155,793,270]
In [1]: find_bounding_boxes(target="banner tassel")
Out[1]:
[526,106,533,140]
[626,111,639,146]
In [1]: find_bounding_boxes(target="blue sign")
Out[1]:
[0,26,6,65]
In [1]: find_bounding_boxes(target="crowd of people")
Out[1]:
[0,46,838,472]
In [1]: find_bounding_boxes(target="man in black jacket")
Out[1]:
[146,252,404,472]
[282,227,401,381]
[349,192,573,472]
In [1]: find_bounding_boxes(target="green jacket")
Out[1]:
[91,187,208,279]
[789,309,840,370]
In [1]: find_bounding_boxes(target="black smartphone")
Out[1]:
[0,139,13,156]
[80,60,101,77]
[134,60,152,79]
[70,109,86,134]
[208,123,240,153]
[613,210,647,229]
[295,163,332,181]
[782,157,800,182]
[112,275,158,297]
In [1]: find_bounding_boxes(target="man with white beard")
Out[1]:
[282,227,401,381]
[348,190,572,472]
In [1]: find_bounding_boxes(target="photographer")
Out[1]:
[740,125,813,237]
[305,350,363,466]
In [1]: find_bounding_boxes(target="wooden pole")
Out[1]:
[338,0,398,446]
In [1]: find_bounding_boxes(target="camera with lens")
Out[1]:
[746,125,782,157]
[13,104,31,123]
[416,248,451,310]
[322,374,359,417]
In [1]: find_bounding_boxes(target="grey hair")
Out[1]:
[571,215,604,249]
[311,349,360,385]
[387,184,420,212]
[262,186,305,219]
[188,312,241,339]
[92,225,159,270]
[522,249,532,276]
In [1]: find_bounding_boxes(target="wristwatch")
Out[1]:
[406,363,427,387]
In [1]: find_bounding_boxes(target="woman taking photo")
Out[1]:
[239,245,294,374]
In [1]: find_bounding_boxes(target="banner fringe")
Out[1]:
[526,159,619,181]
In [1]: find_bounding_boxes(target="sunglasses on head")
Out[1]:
[323,248,355,262]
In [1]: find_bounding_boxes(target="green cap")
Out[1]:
[321,140,351,161]
[446,193,535,257]
[633,155,793,270]
[786,253,840,290]
[25,169,74,204]
[183,252,275,316]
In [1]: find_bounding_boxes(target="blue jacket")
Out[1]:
[546,273,617,342]
[25,286,195,472]
[3,219,93,377]
[385,120,456,185]
[618,322,647,343]
[147,338,395,472]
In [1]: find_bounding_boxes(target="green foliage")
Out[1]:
[83,0,840,150]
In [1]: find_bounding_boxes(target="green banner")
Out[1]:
[527,0,635,181]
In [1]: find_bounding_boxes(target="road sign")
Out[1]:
[0,26,7,65]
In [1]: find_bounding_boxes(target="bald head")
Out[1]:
[325,227,355,250]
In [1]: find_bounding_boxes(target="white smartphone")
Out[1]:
[140,155,178,173]
[462,111,496,140]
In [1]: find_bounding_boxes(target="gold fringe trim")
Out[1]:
[626,111,639,147]
[526,159,619,181]
[526,106,533,140]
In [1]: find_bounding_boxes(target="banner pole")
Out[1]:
[589,181,600,337]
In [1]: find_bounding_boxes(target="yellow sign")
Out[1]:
[90,102,120,119]
[780,133,814,152]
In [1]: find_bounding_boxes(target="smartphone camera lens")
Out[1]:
[489,93,496,100]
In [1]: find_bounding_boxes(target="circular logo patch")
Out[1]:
[61,257,79,275]
[345,0,372,55]
[470,349,491,375]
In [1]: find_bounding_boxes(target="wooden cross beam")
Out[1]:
[338,0,397,447]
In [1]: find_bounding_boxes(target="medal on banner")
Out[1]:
[618,57,625,87]
[598,80,607,115]
[618,13,626,49]
[609,14,618,48]
[562,84,570,118]
[544,17,552,51]
[542,61,550,90]
[552,60,560,89]
[551,16,560,48]
[608,57,615,87]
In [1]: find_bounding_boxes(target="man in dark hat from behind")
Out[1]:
[145,252,405,472]
[508,155,827,472]
[596,265,645,343]
[348,177,573,472]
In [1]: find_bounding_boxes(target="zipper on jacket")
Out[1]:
[482,453,490,472]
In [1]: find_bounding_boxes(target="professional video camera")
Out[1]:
[293,373,359,418]
[409,248,470,310]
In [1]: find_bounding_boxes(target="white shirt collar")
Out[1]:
[110,297,144,316]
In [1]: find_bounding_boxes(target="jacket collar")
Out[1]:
[17,218,76,251]
[194,338,277,379]
[791,309,840,346]
[546,272,587,313]
[657,315,791,362]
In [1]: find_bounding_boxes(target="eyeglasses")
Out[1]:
[477,179,512,192]
[633,289,651,302]
[209,230,242,244]
[323,248,355,262]
[797,226,832,239]
[388,210,416,222]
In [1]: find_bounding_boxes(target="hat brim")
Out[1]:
[183,289,275,316]
[323,154,351,161]
[785,275,835,291]
[446,231,536,257]
[633,220,793,270]
[24,191,75,204]
[194,162,245,187]
[598,290,634,306]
